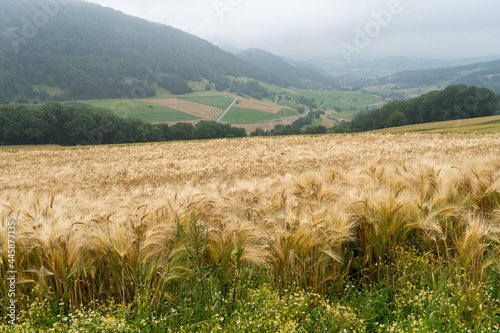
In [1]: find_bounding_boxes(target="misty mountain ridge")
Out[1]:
[376,58,500,93]
[279,56,329,75]
[349,55,500,72]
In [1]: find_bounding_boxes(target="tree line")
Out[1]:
[333,85,498,133]
[250,110,327,136]
[0,102,246,146]
[0,102,334,146]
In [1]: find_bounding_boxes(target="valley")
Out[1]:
[80,84,385,131]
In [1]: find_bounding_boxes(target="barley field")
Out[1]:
[1,133,500,332]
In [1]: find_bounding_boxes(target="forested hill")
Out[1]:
[237,48,340,89]
[0,0,282,103]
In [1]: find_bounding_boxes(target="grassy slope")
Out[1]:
[221,107,283,123]
[32,84,65,96]
[276,108,300,117]
[370,115,500,133]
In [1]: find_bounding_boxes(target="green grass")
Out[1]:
[366,81,452,97]
[260,83,294,94]
[155,85,172,98]
[276,108,300,117]
[187,79,210,91]
[277,100,301,108]
[229,76,250,83]
[84,99,199,123]
[273,89,383,114]
[123,77,138,84]
[221,107,283,123]
[317,92,382,112]
[32,84,64,96]
[311,118,323,126]
[328,116,340,125]
[180,96,234,110]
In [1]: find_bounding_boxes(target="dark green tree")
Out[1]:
[387,111,407,128]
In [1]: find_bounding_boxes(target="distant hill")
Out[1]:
[237,48,339,89]
[280,56,328,74]
[218,44,245,55]
[384,59,500,93]
[0,0,282,103]
[349,56,500,72]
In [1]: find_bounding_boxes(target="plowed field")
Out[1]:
[144,98,223,119]
[237,100,288,114]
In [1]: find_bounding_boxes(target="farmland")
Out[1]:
[295,90,384,114]
[83,96,233,124]
[83,99,200,123]
[236,100,290,114]
[79,85,387,128]
[266,89,385,121]
[320,114,336,127]
[1,133,500,332]
[82,94,295,125]
[143,98,223,119]
[180,96,234,110]
[364,82,450,98]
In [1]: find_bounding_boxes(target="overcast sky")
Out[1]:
[85,0,500,63]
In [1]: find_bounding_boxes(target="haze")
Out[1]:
[84,0,500,61]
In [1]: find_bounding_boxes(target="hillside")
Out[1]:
[237,48,339,89]
[0,0,282,103]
